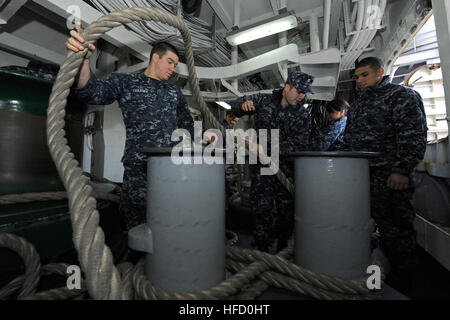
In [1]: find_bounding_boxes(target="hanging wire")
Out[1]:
[309,100,328,138]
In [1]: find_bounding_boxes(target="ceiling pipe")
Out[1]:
[277,1,289,83]
[310,11,321,52]
[278,31,288,82]
[344,0,360,48]
[377,0,387,26]
[346,0,365,53]
[231,46,238,89]
[351,0,375,52]
[233,0,240,28]
[231,0,240,90]
[323,0,332,50]
[362,0,373,29]
[359,0,383,50]
[355,0,365,30]
[353,0,373,49]
[404,63,440,87]
[350,0,358,28]
[344,0,383,69]
[347,0,386,68]
[361,0,386,53]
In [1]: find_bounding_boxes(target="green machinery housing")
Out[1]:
[0,69,118,267]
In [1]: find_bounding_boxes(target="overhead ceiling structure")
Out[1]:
[389,15,448,142]
[392,15,439,84]
[0,0,433,102]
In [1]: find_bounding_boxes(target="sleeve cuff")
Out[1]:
[391,166,412,176]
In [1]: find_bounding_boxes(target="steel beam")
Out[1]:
[0,0,27,24]
[394,48,440,67]
[328,0,344,48]
[0,32,66,65]
[176,44,300,80]
[205,0,233,30]
[32,0,151,62]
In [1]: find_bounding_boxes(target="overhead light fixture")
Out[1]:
[226,12,298,46]
[216,101,231,110]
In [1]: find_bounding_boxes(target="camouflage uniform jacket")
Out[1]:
[343,76,427,175]
[231,89,311,157]
[311,116,347,151]
[221,119,231,130]
[73,72,194,166]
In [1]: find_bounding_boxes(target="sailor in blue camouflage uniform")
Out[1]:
[343,57,427,291]
[67,27,194,231]
[310,98,349,151]
[231,71,313,252]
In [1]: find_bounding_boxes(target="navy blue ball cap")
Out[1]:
[288,71,314,94]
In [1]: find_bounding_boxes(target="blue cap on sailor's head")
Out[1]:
[288,71,314,94]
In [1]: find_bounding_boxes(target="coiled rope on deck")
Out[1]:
[0,232,381,300]
[0,233,40,299]
[0,233,86,300]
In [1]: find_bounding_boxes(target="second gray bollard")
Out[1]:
[290,151,377,279]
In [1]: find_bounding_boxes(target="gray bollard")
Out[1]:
[290,151,377,279]
[129,147,226,292]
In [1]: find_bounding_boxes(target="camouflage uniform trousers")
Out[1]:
[370,169,418,273]
[119,162,148,231]
[250,165,294,252]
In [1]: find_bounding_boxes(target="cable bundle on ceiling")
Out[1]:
[88,0,232,67]
[341,0,387,70]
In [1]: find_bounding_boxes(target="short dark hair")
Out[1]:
[355,57,384,72]
[150,42,179,61]
[326,98,350,113]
